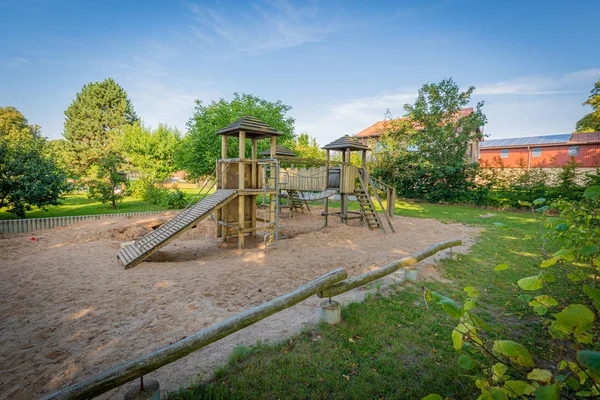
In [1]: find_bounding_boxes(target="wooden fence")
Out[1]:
[0,211,180,234]
[42,239,461,400]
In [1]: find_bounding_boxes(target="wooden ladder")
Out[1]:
[288,190,310,215]
[354,187,382,231]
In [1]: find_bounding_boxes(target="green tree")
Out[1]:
[120,123,181,184]
[0,106,70,217]
[374,78,486,202]
[178,93,295,178]
[63,78,138,176]
[575,79,600,132]
[87,152,128,209]
[289,133,325,159]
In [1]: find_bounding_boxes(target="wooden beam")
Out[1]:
[42,268,348,400]
[239,131,246,248]
[318,239,461,298]
[221,135,228,159]
[251,139,257,238]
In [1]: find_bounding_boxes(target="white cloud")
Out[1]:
[475,68,599,96]
[295,68,599,144]
[186,0,338,59]
[295,91,417,145]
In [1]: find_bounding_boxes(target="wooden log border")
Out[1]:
[0,210,181,234]
[43,238,460,399]
[318,239,462,298]
[42,268,348,400]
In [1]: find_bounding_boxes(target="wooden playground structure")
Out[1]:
[118,116,396,269]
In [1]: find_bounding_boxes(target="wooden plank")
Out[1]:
[42,268,348,400]
[318,239,461,298]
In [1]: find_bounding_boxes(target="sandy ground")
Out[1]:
[0,207,480,399]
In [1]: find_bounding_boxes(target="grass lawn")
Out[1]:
[167,200,572,399]
[0,188,210,220]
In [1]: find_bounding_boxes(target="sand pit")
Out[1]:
[0,208,479,399]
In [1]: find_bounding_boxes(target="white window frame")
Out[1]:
[501,149,509,158]
[568,145,579,156]
[532,147,541,157]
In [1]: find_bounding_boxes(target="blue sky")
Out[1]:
[1,0,599,144]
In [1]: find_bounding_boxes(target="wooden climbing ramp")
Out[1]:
[118,189,238,269]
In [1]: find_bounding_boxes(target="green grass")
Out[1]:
[167,201,573,400]
[0,188,209,220]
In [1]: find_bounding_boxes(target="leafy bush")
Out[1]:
[130,180,187,209]
[424,174,600,399]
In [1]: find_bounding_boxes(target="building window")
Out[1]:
[501,149,509,158]
[569,145,579,156]
[532,147,541,157]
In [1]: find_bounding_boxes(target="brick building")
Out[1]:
[479,132,600,169]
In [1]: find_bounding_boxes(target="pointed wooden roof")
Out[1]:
[322,135,370,151]
[215,115,283,139]
[260,145,297,157]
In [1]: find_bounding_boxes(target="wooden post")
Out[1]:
[342,148,351,224]
[219,136,228,240]
[324,149,330,227]
[238,131,246,249]
[268,136,277,243]
[216,159,222,238]
[390,188,395,219]
[361,150,367,183]
[251,139,257,238]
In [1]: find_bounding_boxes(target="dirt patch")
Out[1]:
[0,207,479,399]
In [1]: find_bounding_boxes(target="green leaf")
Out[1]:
[518,276,543,291]
[578,351,600,374]
[553,304,595,334]
[533,198,546,205]
[503,380,536,397]
[535,205,549,213]
[492,340,534,367]
[440,298,463,319]
[555,223,568,232]
[541,272,556,283]
[583,185,600,200]
[458,354,474,370]
[492,363,508,381]
[535,295,558,307]
[583,285,600,309]
[464,286,480,298]
[467,312,493,331]
[534,384,559,400]
[518,200,532,207]
[547,217,566,226]
[533,305,548,315]
[421,395,443,400]
[567,272,584,282]
[464,299,477,311]
[527,368,553,383]
[580,245,598,257]
[518,294,533,302]
[540,258,558,268]
[553,249,575,262]
[495,263,509,271]
[452,328,463,350]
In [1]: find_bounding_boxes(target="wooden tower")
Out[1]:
[215,116,282,248]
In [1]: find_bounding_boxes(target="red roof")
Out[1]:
[354,107,475,138]
[570,131,600,143]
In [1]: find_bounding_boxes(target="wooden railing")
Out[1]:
[43,239,461,400]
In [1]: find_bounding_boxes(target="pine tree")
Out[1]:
[63,78,138,176]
